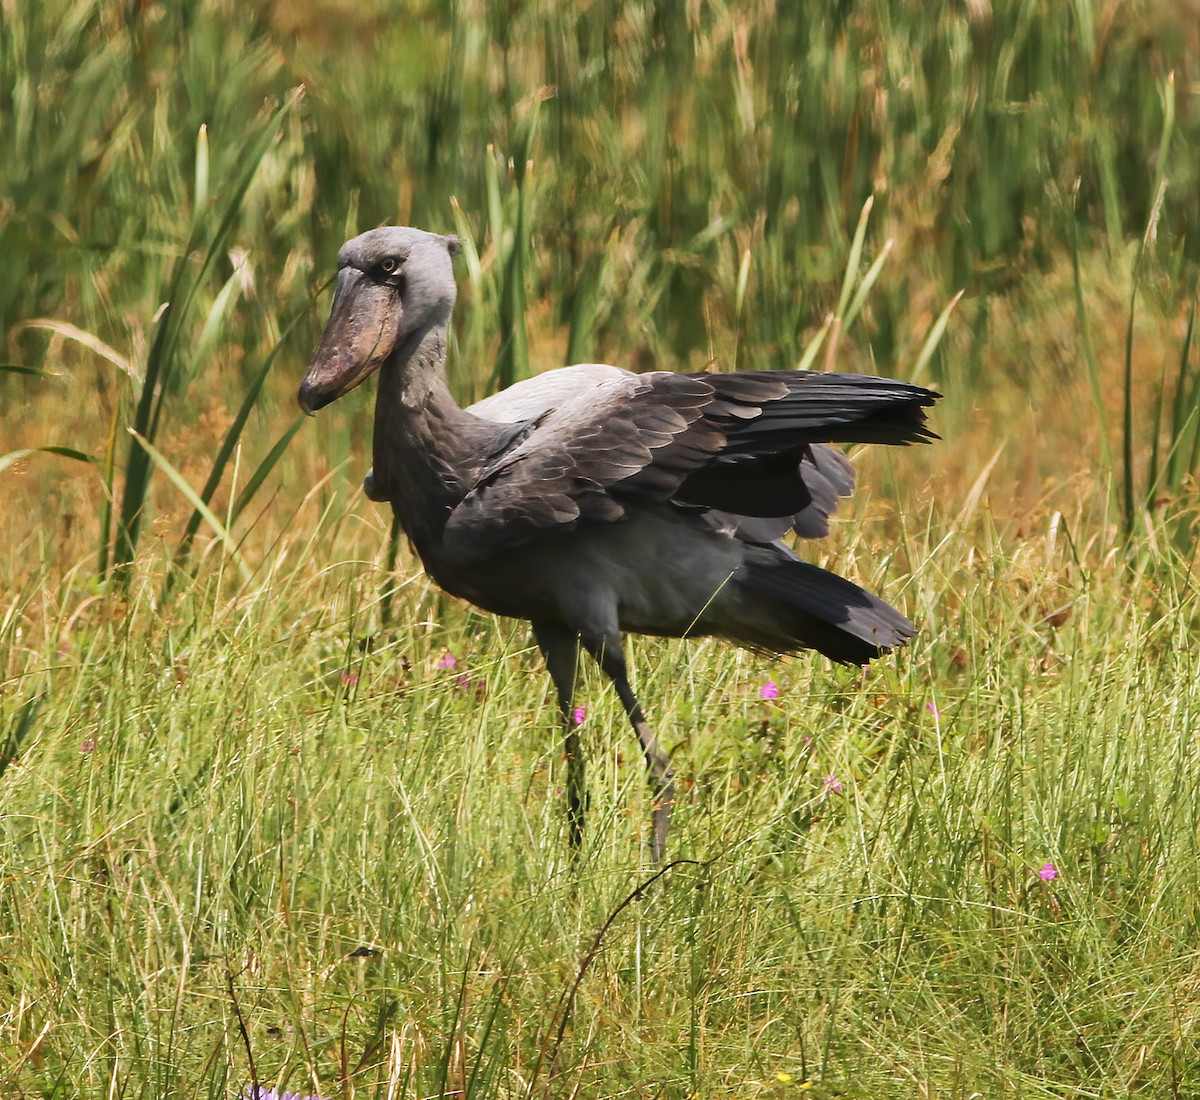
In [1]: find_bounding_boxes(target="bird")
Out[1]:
[299,226,939,861]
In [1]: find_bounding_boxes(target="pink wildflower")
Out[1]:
[760,681,779,700]
[437,652,458,671]
[80,738,95,754]
[823,773,842,794]
[456,673,472,690]
[243,1088,333,1100]
[573,707,586,725]
[340,670,359,687]
[1038,861,1058,881]
[926,700,940,719]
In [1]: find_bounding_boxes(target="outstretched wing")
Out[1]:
[441,369,936,565]
[442,372,719,563]
[471,364,859,542]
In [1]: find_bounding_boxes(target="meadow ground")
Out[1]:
[3,2,1200,1097]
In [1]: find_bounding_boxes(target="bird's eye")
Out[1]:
[380,258,398,274]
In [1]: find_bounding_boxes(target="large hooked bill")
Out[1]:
[298,266,403,414]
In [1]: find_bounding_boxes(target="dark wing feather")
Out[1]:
[672,371,934,515]
[442,373,721,563]
[694,371,938,451]
[708,442,857,543]
[441,369,937,565]
[790,442,856,537]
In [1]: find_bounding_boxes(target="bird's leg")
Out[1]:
[531,620,587,852]
[583,636,676,863]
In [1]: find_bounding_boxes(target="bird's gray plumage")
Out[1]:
[301,226,940,861]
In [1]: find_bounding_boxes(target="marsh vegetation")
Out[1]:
[3,2,1200,1096]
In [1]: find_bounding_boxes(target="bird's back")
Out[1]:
[468,363,628,423]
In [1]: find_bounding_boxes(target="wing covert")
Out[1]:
[442,372,727,563]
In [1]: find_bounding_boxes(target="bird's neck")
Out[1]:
[372,323,494,553]
[382,323,455,415]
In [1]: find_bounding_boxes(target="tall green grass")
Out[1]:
[4,497,1200,1097]
[4,1,1200,1097]
[5,0,1197,554]
[4,1,1197,369]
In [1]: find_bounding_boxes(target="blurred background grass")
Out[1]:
[4,1,1200,1097]
[4,0,1198,569]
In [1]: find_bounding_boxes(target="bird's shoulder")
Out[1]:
[474,367,723,485]
[468,363,633,424]
[441,367,734,564]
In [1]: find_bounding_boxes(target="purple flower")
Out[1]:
[926,700,940,719]
[1038,861,1058,881]
[437,652,458,670]
[823,773,842,794]
[242,1088,333,1100]
[760,681,779,700]
[456,673,472,690]
[573,707,586,725]
[339,670,358,687]
[79,738,95,754]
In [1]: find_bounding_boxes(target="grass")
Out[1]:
[3,0,1200,1096]
[6,499,1200,1098]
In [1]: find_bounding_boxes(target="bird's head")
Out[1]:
[299,226,460,414]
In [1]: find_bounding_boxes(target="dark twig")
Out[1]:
[226,963,259,1096]
[527,859,701,1097]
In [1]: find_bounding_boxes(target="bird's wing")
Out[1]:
[468,363,629,423]
[441,368,935,564]
[369,364,871,541]
[706,442,857,543]
[442,371,720,563]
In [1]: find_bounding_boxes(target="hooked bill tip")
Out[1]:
[297,379,331,415]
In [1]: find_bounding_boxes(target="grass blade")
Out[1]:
[227,416,306,523]
[0,446,94,475]
[128,430,252,585]
[909,290,964,385]
[795,316,833,372]
[162,324,300,599]
[1069,187,1114,480]
[12,319,136,379]
[835,195,874,320]
[112,87,303,581]
[842,238,895,332]
[1122,72,1175,538]
[0,694,43,782]
[192,123,209,229]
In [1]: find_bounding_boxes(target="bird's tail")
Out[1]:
[726,546,914,664]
